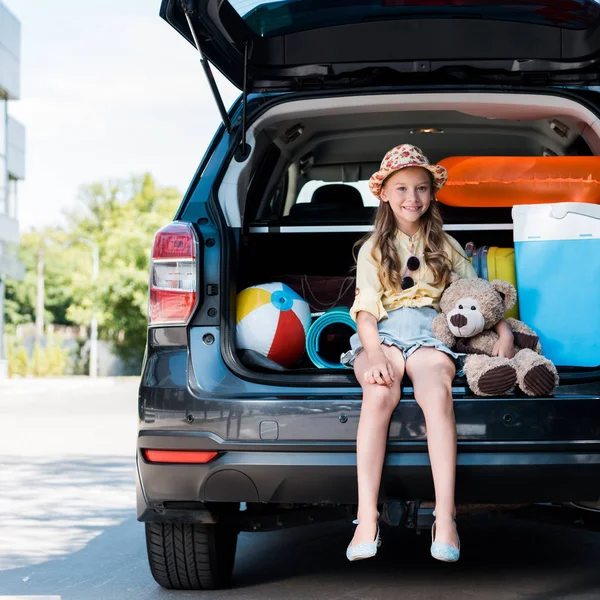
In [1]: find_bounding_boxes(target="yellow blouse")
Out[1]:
[350,229,477,322]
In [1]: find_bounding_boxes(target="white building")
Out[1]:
[0,2,25,378]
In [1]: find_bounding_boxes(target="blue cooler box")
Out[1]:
[512,203,600,367]
[512,202,600,367]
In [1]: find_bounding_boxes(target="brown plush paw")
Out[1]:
[522,365,556,396]
[478,365,518,395]
[513,331,539,351]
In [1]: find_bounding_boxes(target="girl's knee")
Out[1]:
[414,369,455,400]
[362,384,400,414]
[408,350,455,383]
[429,355,456,383]
[415,385,454,417]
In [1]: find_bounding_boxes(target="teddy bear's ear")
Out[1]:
[490,279,517,311]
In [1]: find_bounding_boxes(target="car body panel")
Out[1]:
[137,440,600,515]
[160,0,600,90]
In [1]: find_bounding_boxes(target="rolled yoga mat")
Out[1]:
[306,306,357,369]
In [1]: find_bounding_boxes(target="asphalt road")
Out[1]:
[1,377,600,600]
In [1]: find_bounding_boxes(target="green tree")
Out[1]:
[6,173,180,372]
[66,173,180,364]
[4,228,85,332]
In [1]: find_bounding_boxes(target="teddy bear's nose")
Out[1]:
[450,313,468,328]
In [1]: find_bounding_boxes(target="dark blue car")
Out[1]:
[138,0,600,590]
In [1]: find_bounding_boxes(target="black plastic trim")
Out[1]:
[149,327,187,347]
[138,430,600,455]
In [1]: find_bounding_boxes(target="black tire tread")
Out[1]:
[145,522,237,591]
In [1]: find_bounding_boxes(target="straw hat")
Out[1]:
[369,144,448,199]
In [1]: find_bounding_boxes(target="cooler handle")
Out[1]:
[550,204,600,220]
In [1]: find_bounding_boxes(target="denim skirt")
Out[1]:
[340,306,461,368]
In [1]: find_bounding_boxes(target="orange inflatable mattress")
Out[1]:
[436,156,600,208]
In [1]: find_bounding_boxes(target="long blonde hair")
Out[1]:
[354,169,452,290]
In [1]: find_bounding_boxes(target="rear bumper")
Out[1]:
[137,433,600,521]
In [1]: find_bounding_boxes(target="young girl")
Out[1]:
[342,144,515,563]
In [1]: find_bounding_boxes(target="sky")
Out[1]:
[7,0,240,232]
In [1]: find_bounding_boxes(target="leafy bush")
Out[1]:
[8,344,30,377]
[47,345,68,376]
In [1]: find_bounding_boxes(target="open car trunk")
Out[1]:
[212,90,600,387]
[238,228,517,374]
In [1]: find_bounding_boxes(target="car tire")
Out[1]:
[145,521,238,590]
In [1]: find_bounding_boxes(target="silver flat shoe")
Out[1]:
[346,516,382,561]
[430,511,460,563]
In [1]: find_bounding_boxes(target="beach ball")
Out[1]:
[236,283,312,367]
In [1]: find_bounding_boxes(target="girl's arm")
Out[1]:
[350,238,393,385]
[493,319,515,358]
[357,311,395,386]
[350,239,389,322]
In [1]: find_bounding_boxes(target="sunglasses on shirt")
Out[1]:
[401,255,420,290]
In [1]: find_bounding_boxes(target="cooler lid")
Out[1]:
[513,202,600,242]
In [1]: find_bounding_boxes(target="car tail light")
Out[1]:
[143,450,218,464]
[149,222,199,326]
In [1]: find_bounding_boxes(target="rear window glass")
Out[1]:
[228,0,600,37]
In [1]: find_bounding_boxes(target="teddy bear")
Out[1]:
[432,276,559,397]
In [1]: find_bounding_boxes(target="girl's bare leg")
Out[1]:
[350,344,405,546]
[406,346,459,548]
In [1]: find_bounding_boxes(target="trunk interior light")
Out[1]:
[410,128,444,134]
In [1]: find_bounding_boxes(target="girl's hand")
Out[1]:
[493,319,515,358]
[364,352,395,386]
[493,333,515,358]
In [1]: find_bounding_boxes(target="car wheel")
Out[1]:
[145,522,238,590]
